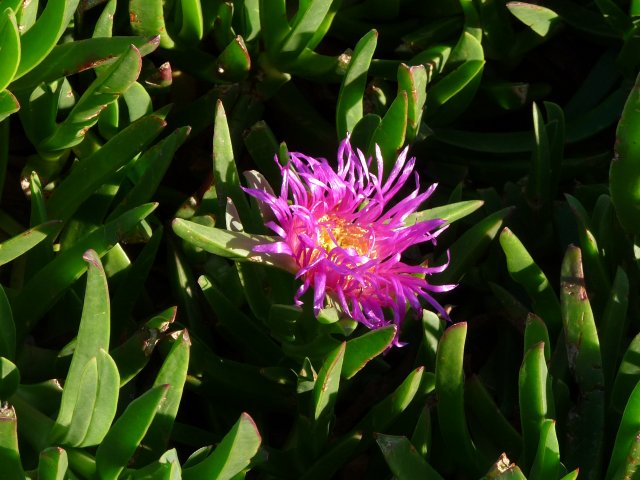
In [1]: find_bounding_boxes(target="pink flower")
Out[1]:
[243,138,453,340]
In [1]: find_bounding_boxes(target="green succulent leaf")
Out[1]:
[0,285,15,361]
[410,200,484,227]
[259,0,290,53]
[499,227,562,336]
[398,63,427,143]
[342,325,396,379]
[129,0,174,49]
[0,404,24,479]
[435,322,483,477]
[176,0,204,45]
[376,433,444,479]
[465,374,524,459]
[37,447,69,480]
[312,342,345,450]
[216,36,251,82]
[0,8,20,91]
[51,251,119,447]
[96,384,169,480]
[607,382,640,479]
[0,357,19,400]
[108,126,190,221]
[212,99,259,231]
[172,218,292,269]
[14,0,81,79]
[11,203,157,337]
[507,2,561,36]
[610,71,640,236]
[139,330,190,463]
[13,36,160,93]
[300,431,363,480]
[280,0,336,58]
[560,245,604,477]
[0,89,19,121]
[529,419,561,480]
[39,44,142,151]
[182,413,262,480]
[435,207,513,284]
[46,114,165,222]
[369,90,408,173]
[336,29,378,138]
[0,220,61,267]
[519,342,553,471]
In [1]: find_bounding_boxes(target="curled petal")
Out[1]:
[243,137,453,344]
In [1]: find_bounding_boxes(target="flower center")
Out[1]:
[317,216,374,258]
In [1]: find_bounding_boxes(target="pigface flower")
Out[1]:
[244,138,453,341]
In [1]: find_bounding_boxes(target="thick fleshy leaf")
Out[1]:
[410,200,484,227]
[529,420,561,480]
[436,207,513,284]
[182,413,262,480]
[507,2,560,36]
[357,367,430,432]
[376,433,444,479]
[610,71,640,236]
[37,447,69,480]
[0,220,61,267]
[0,89,19,122]
[519,342,552,471]
[336,29,377,138]
[39,45,142,151]
[0,285,14,361]
[606,382,640,479]
[342,326,396,379]
[465,375,523,459]
[280,0,335,58]
[499,227,562,336]
[300,431,363,480]
[108,126,190,221]
[561,245,604,477]
[259,0,290,53]
[611,333,640,417]
[172,218,293,270]
[11,204,157,336]
[13,36,159,93]
[46,114,165,222]
[0,357,19,400]
[177,0,203,45]
[398,63,427,142]
[14,0,80,79]
[96,384,169,480]
[212,100,260,230]
[216,36,251,82]
[311,343,345,451]
[110,307,175,386]
[0,8,20,91]
[50,251,119,446]
[0,404,23,479]
[524,313,550,362]
[369,90,408,173]
[600,267,629,389]
[129,0,174,48]
[138,330,190,464]
[435,323,483,476]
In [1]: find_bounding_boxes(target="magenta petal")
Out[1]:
[242,137,454,345]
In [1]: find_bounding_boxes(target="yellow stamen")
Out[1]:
[317,215,375,258]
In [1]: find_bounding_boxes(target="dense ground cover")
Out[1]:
[1,0,640,478]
